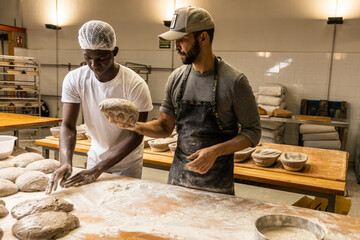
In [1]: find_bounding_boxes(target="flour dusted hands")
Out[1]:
[186,147,217,174]
[46,164,72,194]
[63,168,102,188]
[99,98,138,129]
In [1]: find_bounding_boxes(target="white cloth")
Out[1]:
[257,95,284,106]
[259,84,286,97]
[303,140,341,150]
[299,124,336,134]
[261,135,283,144]
[62,64,153,177]
[261,128,279,139]
[302,132,339,141]
[260,121,284,130]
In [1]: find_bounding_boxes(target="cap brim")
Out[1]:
[158,30,188,41]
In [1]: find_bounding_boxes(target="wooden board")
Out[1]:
[0,112,61,130]
[295,115,331,122]
[235,142,348,182]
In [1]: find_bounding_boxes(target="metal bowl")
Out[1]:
[255,214,325,240]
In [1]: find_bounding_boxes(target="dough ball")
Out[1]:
[0,204,8,218]
[0,162,11,170]
[15,171,49,192]
[25,159,60,174]
[0,199,5,206]
[0,179,18,197]
[11,197,74,220]
[0,167,28,182]
[12,211,80,240]
[11,152,44,168]
[99,98,139,124]
[0,227,3,240]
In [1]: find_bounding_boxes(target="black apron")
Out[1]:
[168,58,237,195]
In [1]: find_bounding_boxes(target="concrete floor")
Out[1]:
[9,128,360,218]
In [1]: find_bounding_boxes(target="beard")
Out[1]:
[179,39,201,64]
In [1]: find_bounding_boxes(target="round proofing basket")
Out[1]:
[255,214,325,240]
[280,152,308,171]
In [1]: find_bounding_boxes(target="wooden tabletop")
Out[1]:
[0,112,62,130]
[0,167,359,240]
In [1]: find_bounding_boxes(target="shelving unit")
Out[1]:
[0,55,41,116]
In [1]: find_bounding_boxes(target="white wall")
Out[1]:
[2,0,360,161]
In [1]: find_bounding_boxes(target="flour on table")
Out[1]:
[12,211,80,240]
[11,197,74,220]
[0,179,18,197]
[25,159,60,174]
[0,167,27,182]
[10,152,44,168]
[15,171,49,192]
[99,98,139,124]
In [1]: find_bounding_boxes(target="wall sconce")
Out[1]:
[163,20,171,27]
[45,24,62,30]
[327,17,344,24]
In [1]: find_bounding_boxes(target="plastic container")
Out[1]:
[0,135,17,160]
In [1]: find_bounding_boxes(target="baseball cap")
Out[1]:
[159,6,215,41]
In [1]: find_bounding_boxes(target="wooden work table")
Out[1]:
[35,137,348,213]
[0,163,359,240]
[0,112,62,145]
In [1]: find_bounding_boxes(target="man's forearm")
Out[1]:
[134,119,174,138]
[59,128,77,167]
[210,134,253,158]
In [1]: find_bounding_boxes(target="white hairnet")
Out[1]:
[78,20,116,51]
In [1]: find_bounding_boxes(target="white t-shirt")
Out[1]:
[61,63,153,174]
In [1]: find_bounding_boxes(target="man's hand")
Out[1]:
[46,164,72,195]
[63,168,102,188]
[185,147,217,174]
[105,113,136,130]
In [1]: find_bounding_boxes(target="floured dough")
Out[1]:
[0,167,28,182]
[0,199,4,205]
[11,197,74,220]
[0,179,18,197]
[25,159,60,174]
[261,226,317,240]
[12,211,80,240]
[0,162,11,170]
[15,171,49,192]
[0,204,8,218]
[11,152,44,167]
[99,98,139,124]
[0,227,3,240]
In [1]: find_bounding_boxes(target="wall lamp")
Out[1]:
[45,24,62,30]
[163,20,171,27]
[327,17,344,24]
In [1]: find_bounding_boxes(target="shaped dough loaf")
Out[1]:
[99,98,139,124]
[0,179,18,197]
[0,167,27,182]
[12,211,80,240]
[15,171,49,192]
[11,197,74,220]
[0,162,11,170]
[0,204,8,218]
[11,152,44,167]
[25,159,60,174]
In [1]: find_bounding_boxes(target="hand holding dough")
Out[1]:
[99,98,138,128]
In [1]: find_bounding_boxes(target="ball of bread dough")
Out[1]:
[11,152,44,167]
[99,98,139,124]
[0,167,28,182]
[11,197,74,220]
[0,204,8,218]
[0,179,18,197]
[15,171,49,192]
[12,211,80,240]
[25,159,60,174]
[0,162,11,170]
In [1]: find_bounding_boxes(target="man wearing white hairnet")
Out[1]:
[46,20,153,194]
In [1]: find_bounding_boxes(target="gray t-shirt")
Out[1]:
[160,59,261,146]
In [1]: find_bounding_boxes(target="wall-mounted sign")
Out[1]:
[16,35,24,47]
[159,39,171,49]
